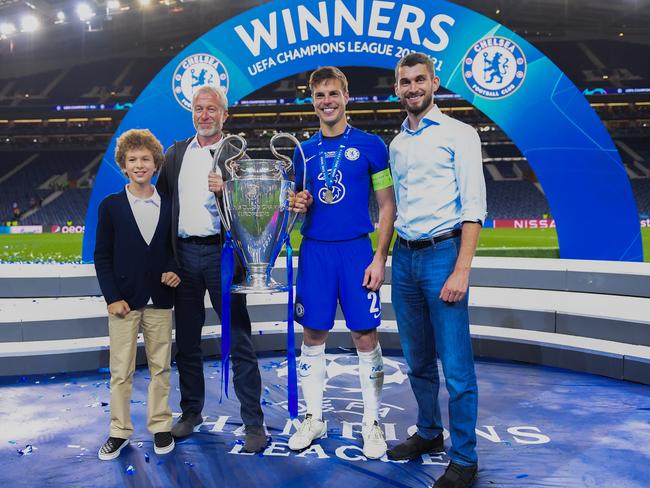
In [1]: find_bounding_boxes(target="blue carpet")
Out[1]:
[1,354,649,487]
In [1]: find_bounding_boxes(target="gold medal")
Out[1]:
[324,188,334,203]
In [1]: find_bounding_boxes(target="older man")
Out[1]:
[156,85,266,452]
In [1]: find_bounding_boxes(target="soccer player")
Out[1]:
[288,66,396,459]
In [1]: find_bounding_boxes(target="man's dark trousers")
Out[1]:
[174,239,263,426]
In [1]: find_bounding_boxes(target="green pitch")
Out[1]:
[1,228,649,263]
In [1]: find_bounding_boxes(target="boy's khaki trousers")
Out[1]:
[108,307,173,438]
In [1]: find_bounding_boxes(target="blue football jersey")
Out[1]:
[293,126,388,241]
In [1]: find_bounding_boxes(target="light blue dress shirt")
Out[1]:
[389,105,487,241]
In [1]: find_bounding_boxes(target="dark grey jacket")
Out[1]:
[156,136,242,260]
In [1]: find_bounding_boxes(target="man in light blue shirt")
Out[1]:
[387,53,486,488]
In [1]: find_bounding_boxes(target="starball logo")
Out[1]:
[195,355,552,464]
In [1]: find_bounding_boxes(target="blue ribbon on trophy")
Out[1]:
[213,134,306,418]
[219,230,234,401]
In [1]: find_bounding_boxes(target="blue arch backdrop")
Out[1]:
[81,0,643,262]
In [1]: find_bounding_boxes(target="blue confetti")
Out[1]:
[637,407,650,411]
[261,398,273,406]
[264,387,270,394]
[137,442,143,448]
[97,368,110,373]
[101,402,108,407]
[144,453,150,463]
[8,440,17,445]
[17,445,33,456]
[184,461,195,468]
[262,361,282,371]
[125,465,136,475]
[516,474,529,479]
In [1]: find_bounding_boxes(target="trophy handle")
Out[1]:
[269,132,307,234]
[211,134,247,232]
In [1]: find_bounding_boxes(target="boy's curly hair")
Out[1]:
[115,128,164,172]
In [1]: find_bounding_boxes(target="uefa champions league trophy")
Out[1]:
[212,133,306,294]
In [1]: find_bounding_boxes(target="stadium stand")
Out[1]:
[0,3,647,227]
[0,150,100,224]
[485,180,550,219]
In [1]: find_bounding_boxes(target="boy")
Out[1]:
[94,129,181,460]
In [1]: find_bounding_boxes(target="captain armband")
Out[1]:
[371,169,393,191]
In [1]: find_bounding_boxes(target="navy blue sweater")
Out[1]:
[94,189,178,309]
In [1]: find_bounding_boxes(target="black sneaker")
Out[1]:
[98,437,129,461]
[154,432,175,455]
[387,432,444,460]
[171,412,203,438]
[432,462,478,488]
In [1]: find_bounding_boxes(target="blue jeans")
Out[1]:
[391,237,478,466]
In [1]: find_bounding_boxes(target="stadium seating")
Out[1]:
[21,189,92,226]
[631,180,650,215]
[486,180,550,219]
[0,150,100,224]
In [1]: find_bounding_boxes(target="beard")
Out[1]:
[401,92,433,116]
[194,121,221,138]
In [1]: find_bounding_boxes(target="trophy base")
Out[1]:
[231,276,289,294]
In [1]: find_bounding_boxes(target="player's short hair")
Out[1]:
[395,52,436,80]
[114,128,164,172]
[192,84,228,110]
[309,66,349,94]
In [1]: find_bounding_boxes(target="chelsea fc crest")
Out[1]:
[345,147,360,161]
[172,53,229,111]
[463,36,526,99]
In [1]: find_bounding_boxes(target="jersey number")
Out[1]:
[367,291,380,316]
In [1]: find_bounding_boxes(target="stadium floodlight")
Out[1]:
[139,0,152,6]
[76,3,95,22]
[0,22,17,37]
[20,14,40,33]
[107,0,120,10]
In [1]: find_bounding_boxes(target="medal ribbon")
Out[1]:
[317,125,351,193]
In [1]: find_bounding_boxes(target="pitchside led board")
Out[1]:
[82,0,643,262]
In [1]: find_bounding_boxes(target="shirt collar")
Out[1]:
[125,185,160,207]
[401,104,443,135]
[189,134,223,151]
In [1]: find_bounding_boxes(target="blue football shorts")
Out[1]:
[294,236,381,331]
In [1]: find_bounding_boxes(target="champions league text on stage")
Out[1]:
[1,0,650,487]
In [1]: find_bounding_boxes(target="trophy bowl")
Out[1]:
[222,159,295,293]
